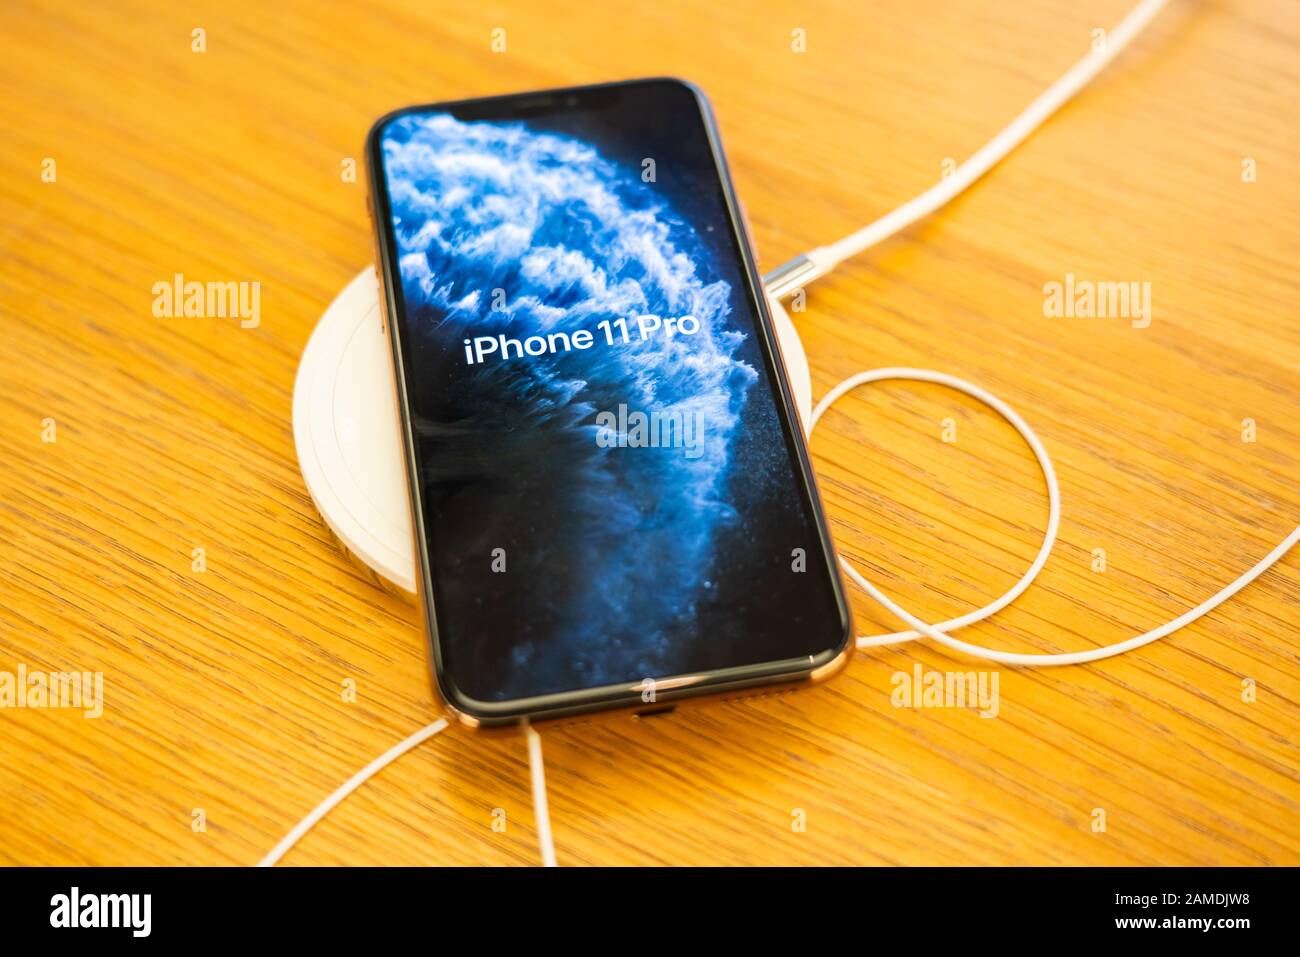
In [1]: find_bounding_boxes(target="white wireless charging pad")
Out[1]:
[293,268,813,595]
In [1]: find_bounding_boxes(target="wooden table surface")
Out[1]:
[1,0,1297,866]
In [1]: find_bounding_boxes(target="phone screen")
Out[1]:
[370,79,848,710]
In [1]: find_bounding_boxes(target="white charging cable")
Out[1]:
[261,0,1295,868]
[809,369,1299,665]
[257,717,557,867]
[257,718,450,867]
[775,0,1297,663]
[524,720,558,867]
[764,0,1172,298]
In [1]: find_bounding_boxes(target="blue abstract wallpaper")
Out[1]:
[379,88,841,702]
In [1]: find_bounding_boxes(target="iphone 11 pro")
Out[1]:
[366,78,851,727]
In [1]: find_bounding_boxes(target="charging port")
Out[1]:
[633,705,676,720]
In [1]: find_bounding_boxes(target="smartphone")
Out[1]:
[366,78,851,727]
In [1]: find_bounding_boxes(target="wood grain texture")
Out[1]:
[0,0,1296,866]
